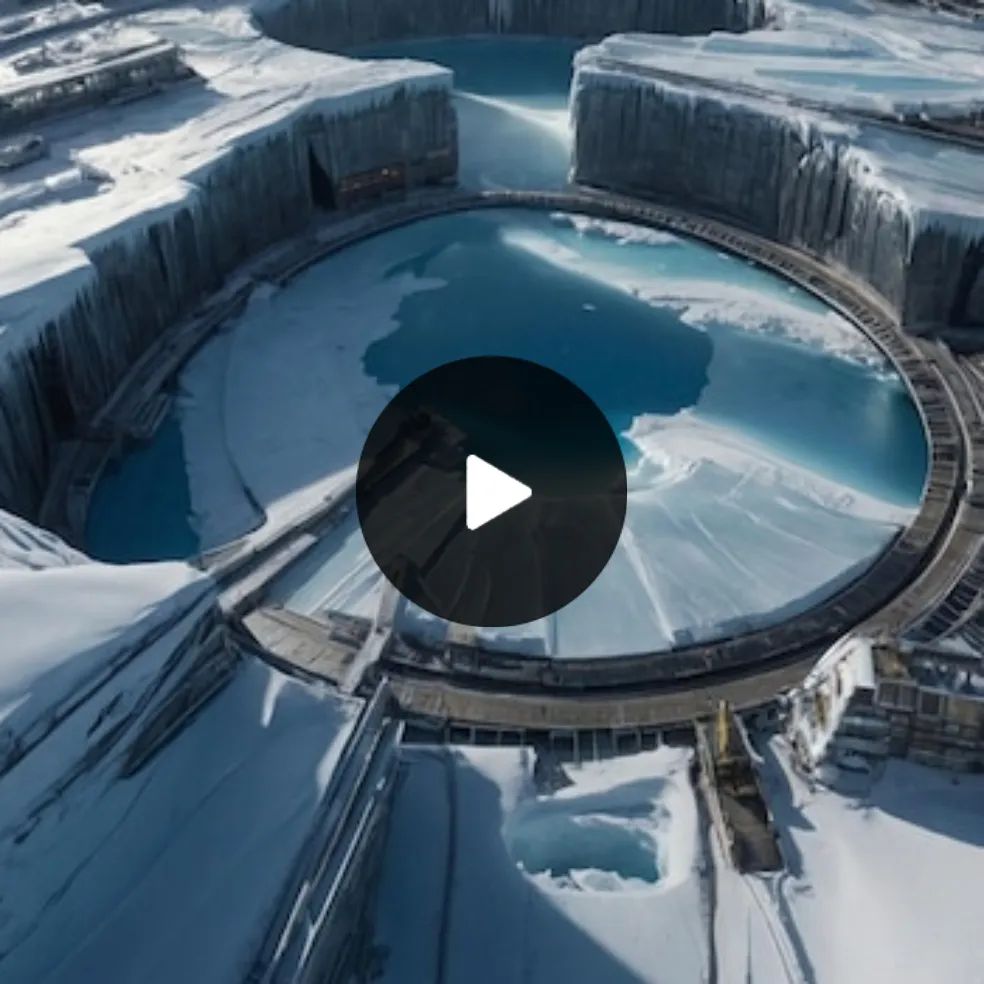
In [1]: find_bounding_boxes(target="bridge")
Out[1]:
[46,185,982,738]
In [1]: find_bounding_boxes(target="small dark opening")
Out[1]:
[308,148,337,210]
[38,340,77,439]
[949,240,984,327]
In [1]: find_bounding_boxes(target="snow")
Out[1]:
[718,736,984,984]
[0,511,361,983]
[0,506,87,568]
[0,508,209,748]
[374,745,709,984]
[0,558,207,732]
[0,4,451,358]
[532,213,894,369]
[581,9,984,119]
[626,412,908,525]
[377,736,984,984]
[0,23,167,89]
[0,657,362,984]
[788,633,877,766]
[0,500,370,984]
[805,632,875,691]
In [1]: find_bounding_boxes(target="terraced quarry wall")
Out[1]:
[256,0,766,50]
[571,73,984,333]
[0,88,455,520]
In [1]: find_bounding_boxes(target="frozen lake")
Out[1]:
[86,37,927,657]
[254,207,923,656]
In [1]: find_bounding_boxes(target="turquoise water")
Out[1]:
[363,210,926,507]
[85,416,198,563]
[507,808,660,885]
[349,36,584,100]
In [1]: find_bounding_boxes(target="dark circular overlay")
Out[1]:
[356,356,628,628]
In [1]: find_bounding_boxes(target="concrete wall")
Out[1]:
[256,0,766,51]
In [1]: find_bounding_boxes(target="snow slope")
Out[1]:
[374,745,709,984]
[0,658,361,984]
[0,508,210,756]
[0,506,87,569]
[716,736,984,984]
[0,510,363,984]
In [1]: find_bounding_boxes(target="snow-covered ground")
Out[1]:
[584,1,984,118]
[374,745,710,984]
[375,738,984,984]
[0,508,210,765]
[722,735,984,984]
[0,2,450,360]
[0,510,364,984]
[0,655,362,984]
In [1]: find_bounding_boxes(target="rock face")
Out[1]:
[571,71,984,332]
[257,0,766,50]
[0,90,455,520]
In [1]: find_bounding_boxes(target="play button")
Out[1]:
[355,356,627,628]
[466,455,531,531]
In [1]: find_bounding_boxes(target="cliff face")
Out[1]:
[0,90,455,520]
[256,0,766,50]
[571,72,984,332]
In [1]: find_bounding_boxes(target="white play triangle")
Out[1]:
[466,454,531,531]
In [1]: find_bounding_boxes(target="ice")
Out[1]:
[273,443,898,655]
[175,328,264,550]
[221,212,911,655]
[528,214,893,368]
